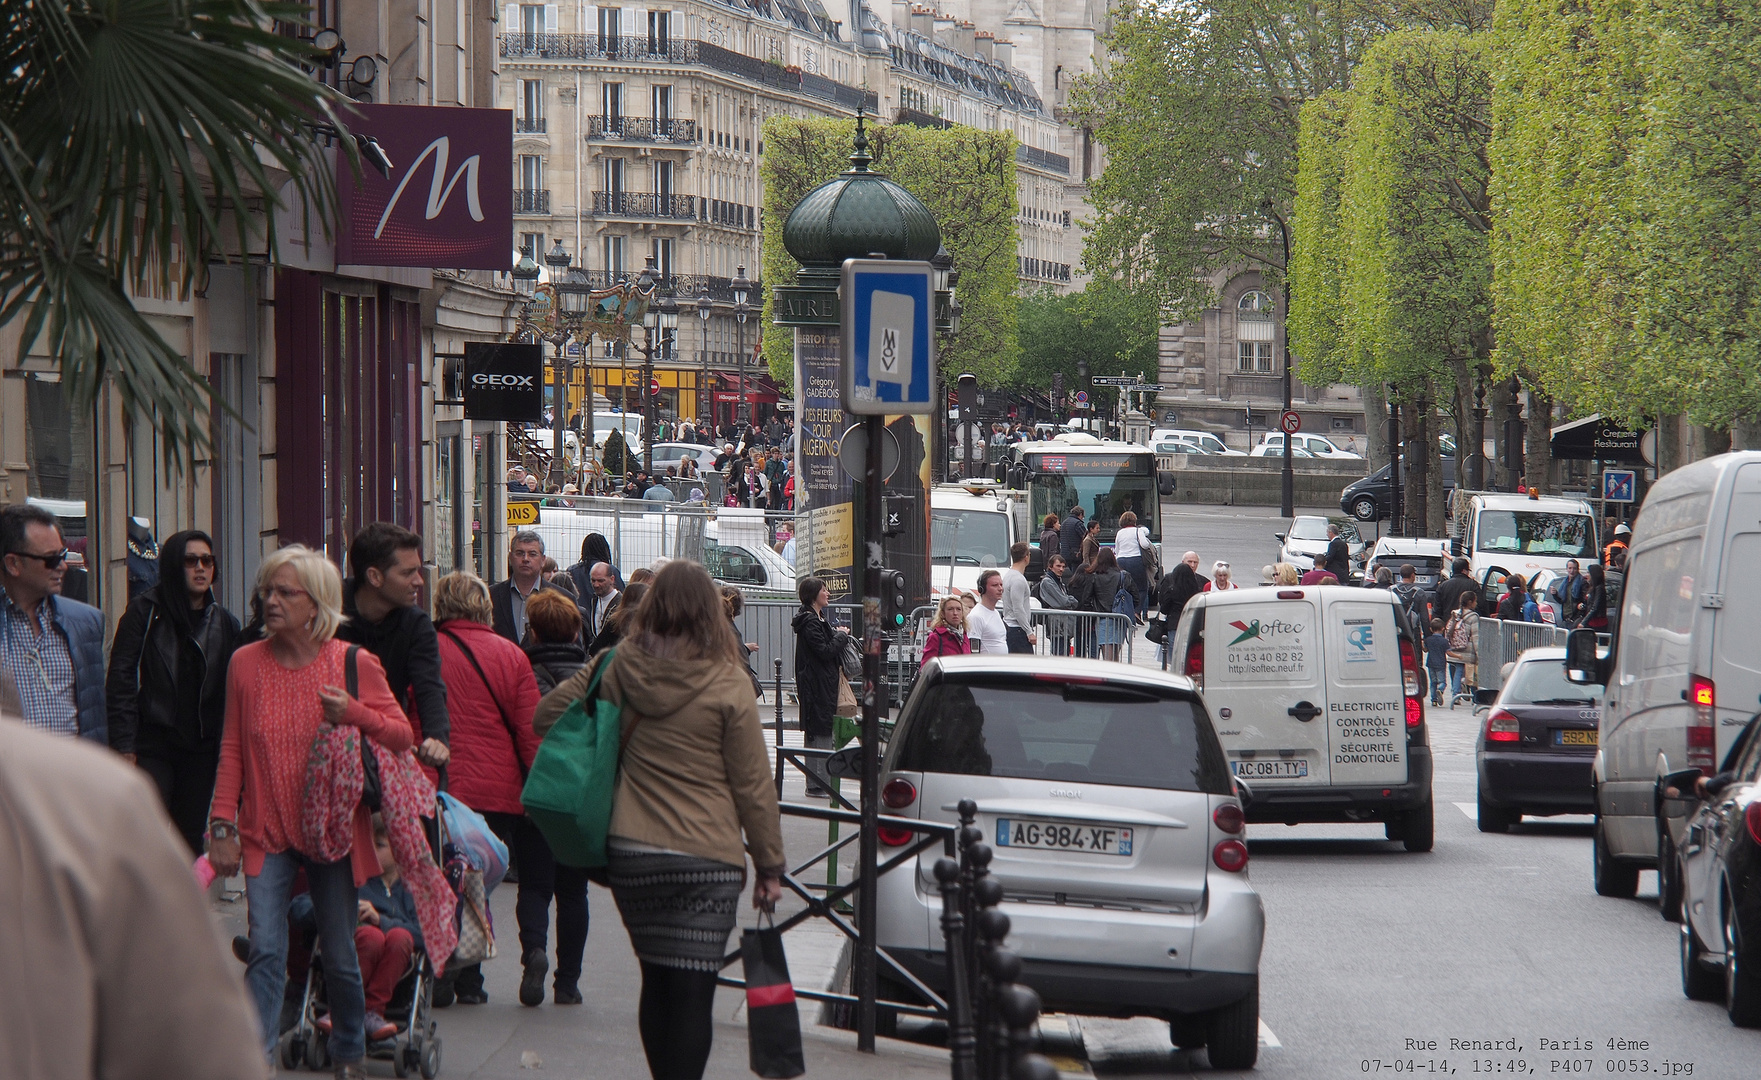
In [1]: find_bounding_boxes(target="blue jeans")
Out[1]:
[1447,662,1467,701]
[1427,665,1446,703]
[245,850,366,1063]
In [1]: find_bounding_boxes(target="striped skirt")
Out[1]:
[607,846,745,972]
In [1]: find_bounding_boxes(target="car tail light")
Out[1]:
[879,825,916,846]
[1212,839,1249,872]
[1399,637,1423,727]
[1183,637,1204,690]
[1277,590,1305,600]
[1213,803,1245,834]
[882,777,917,810]
[1747,802,1761,847]
[1485,709,1520,742]
[1689,675,1716,773]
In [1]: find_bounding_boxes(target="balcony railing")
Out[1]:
[500,33,696,63]
[515,116,547,134]
[567,271,764,303]
[593,191,698,219]
[514,189,551,214]
[588,116,699,143]
[1015,143,1071,175]
[705,199,755,230]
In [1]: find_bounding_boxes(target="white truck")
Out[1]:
[531,502,794,601]
[1447,490,1600,582]
[929,481,1031,598]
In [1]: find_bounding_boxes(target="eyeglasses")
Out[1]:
[184,553,216,568]
[257,585,310,603]
[9,549,68,570]
[1214,562,1230,571]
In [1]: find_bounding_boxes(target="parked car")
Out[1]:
[876,656,1264,1069]
[1563,452,1761,904]
[646,441,718,473]
[1151,429,1245,456]
[1172,584,1435,850]
[1251,432,1361,459]
[1275,515,1365,574]
[1361,537,1451,590]
[1340,459,1459,522]
[1475,647,1600,832]
[1670,710,1761,1024]
[1155,440,1214,457]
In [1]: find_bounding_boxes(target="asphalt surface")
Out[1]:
[240,503,1761,1077]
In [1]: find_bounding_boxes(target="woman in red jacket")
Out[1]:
[432,572,582,1009]
[921,596,972,665]
[207,545,412,1078]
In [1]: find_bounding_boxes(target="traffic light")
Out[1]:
[879,569,908,630]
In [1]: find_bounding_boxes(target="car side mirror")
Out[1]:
[1449,537,1463,557]
[1564,627,1603,684]
[1474,687,1498,706]
[1232,775,1253,809]
[1158,474,1176,497]
[1274,532,1286,542]
[1658,768,1704,813]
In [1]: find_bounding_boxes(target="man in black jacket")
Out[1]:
[1323,523,1352,581]
[792,576,848,798]
[1432,557,1477,619]
[1059,506,1087,565]
[490,529,563,645]
[104,530,242,854]
[339,522,451,767]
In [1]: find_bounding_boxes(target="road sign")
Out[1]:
[1603,469,1637,504]
[1135,383,1165,392]
[649,378,661,397]
[1091,375,1139,387]
[506,499,540,527]
[1280,410,1302,434]
[836,422,901,480]
[1074,391,1089,405]
[841,259,936,414]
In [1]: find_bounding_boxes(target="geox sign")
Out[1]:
[336,104,513,270]
[464,343,543,422]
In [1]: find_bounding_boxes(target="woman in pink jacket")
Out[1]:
[920,596,972,665]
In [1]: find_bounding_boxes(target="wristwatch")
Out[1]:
[208,820,238,842]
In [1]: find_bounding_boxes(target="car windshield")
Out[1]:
[931,509,1012,567]
[895,678,1232,793]
[1374,555,1444,577]
[1289,517,1330,541]
[1476,510,1596,558]
[1503,659,1600,705]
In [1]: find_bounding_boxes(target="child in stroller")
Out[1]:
[282,815,443,1076]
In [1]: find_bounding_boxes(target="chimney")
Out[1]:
[994,38,1015,68]
[974,29,994,61]
[933,12,957,44]
[910,5,934,38]
[955,20,977,55]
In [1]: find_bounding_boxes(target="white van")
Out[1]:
[532,504,794,600]
[929,481,1030,598]
[1564,452,1761,901]
[1171,585,1434,850]
[1450,491,1599,583]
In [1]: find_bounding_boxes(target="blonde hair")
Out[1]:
[257,544,345,642]
[433,571,494,625]
[1274,562,1301,586]
[931,596,966,632]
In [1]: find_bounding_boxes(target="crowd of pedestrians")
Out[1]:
[513,414,797,513]
[0,502,781,1080]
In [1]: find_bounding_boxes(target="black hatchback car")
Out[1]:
[1673,712,1761,1026]
[1475,646,1600,832]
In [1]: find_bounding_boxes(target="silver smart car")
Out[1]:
[873,656,1265,1069]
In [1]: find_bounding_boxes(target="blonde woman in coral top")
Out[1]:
[207,545,410,1078]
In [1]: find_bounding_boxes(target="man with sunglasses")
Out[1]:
[104,530,243,854]
[0,503,106,742]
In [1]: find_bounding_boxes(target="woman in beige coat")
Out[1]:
[533,560,784,1080]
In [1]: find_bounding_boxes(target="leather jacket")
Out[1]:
[105,589,241,753]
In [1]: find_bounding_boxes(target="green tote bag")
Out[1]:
[522,648,621,868]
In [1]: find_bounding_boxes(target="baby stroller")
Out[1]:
[279,937,441,1078]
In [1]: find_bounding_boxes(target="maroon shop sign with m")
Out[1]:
[336,104,513,271]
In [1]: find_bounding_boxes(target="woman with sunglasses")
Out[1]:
[104,530,242,855]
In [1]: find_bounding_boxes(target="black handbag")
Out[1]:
[1145,619,1168,645]
[742,917,805,1078]
[344,646,383,811]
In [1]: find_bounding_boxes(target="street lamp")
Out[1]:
[642,290,678,476]
[732,263,752,429]
[696,292,713,433]
[512,245,540,298]
[543,243,572,489]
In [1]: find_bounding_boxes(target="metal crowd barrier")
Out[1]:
[737,601,917,708]
[1027,609,1136,664]
[1474,617,1570,692]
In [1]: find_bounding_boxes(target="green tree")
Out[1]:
[1013,281,1159,398]
[760,116,1019,387]
[1,0,348,456]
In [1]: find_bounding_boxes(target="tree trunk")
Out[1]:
[1656,413,1686,474]
[1363,383,1388,463]
[1732,417,1761,450]
[1491,377,1516,490]
[1691,424,1730,462]
[1404,398,1427,539]
[1524,388,1553,494]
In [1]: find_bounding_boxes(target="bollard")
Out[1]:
[936,858,978,1080]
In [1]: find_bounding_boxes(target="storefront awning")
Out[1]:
[1550,414,1647,463]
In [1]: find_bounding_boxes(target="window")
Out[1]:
[603,235,626,274]
[655,160,673,198]
[647,10,670,52]
[519,155,543,189]
[652,84,672,122]
[519,4,544,35]
[603,157,623,192]
[596,6,619,49]
[1238,341,1274,373]
[652,238,673,278]
[520,231,544,259]
[520,79,543,121]
[601,82,622,121]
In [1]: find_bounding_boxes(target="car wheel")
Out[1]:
[1202,979,1259,1071]
[1682,920,1723,1002]
[1402,796,1435,853]
[1658,820,1684,922]
[1349,495,1379,521]
[1728,903,1761,1026]
[1476,791,1512,834]
[1592,817,1640,898]
[1169,1015,1207,1049]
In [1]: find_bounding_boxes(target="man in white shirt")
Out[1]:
[999,541,1037,653]
[966,570,1010,656]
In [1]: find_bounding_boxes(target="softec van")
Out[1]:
[1565,452,1761,904]
[1172,585,1435,851]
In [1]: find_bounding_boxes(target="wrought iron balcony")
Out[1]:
[500,33,696,64]
[515,116,547,134]
[568,271,762,304]
[588,116,699,143]
[514,189,551,214]
[592,191,698,219]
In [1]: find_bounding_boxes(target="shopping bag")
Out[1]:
[521,649,621,868]
[438,791,509,894]
[741,920,805,1078]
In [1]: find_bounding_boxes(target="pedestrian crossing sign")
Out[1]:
[1603,469,1636,504]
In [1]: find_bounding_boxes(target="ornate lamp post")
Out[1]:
[696,291,713,432]
[732,263,752,430]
